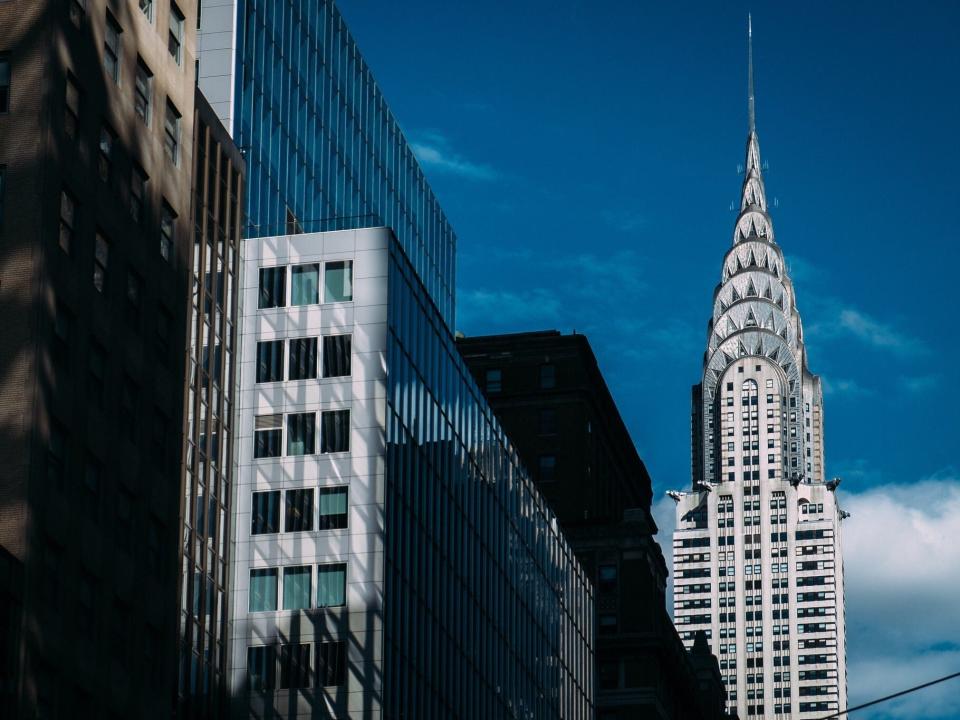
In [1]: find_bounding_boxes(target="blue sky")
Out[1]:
[338,1,960,716]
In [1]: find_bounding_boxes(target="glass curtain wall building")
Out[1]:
[231,227,594,718]
[198,0,457,328]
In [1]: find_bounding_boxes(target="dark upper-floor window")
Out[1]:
[538,454,556,483]
[139,0,153,22]
[104,12,121,84]
[322,334,351,378]
[288,337,318,381]
[130,165,148,224]
[254,414,282,458]
[598,564,618,594]
[164,100,181,165]
[160,201,175,260]
[285,489,314,532]
[69,0,86,27]
[316,641,346,687]
[539,408,557,435]
[539,363,556,389]
[256,340,283,383]
[134,57,153,125]
[251,491,280,534]
[247,645,276,691]
[280,643,311,689]
[287,412,316,456]
[485,368,502,393]
[0,53,10,113]
[64,74,81,138]
[259,267,285,308]
[321,410,349,453]
[317,487,348,529]
[98,124,115,182]
[125,270,143,329]
[93,232,109,291]
[169,4,185,65]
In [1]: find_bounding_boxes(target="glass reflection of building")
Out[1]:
[231,228,594,719]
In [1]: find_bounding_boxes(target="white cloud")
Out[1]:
[822,376,874,397]
[410,133,498,181]
[456,288,561,331]
[899,374,940,393]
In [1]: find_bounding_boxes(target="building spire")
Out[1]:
[748,13,755,135]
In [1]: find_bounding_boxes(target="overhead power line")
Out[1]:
[819,670,960,719]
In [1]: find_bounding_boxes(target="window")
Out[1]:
[0,165,5,228]
[288,337,318,380]
[285,489,313,532]
[164,101,180,164]
[258,267,285,308]
[247,646,276,691]
[324,260,353,302]
[139,0,153,21]
[58,189,76,254]
[64,74,80,137]
[69,0,86,26]
[320,410,349,453]
[256,340,283,383]
[316,642,346,687]
[539,364,556,389]
[160,202,175,260]
[251,491,280,534]
[283,566,311,610]
[104,13,121,84]
[249,568,278,612]
[93,233,109,291]
[318,487,348,529]
[254,414,282,458]
[47,422,67,486]
[485,368,502,393]
[539,454,556,483]
[598,564,618,593]
[287,412,316,456]
[291,263,319,305]
[98,124,115,181]
[539,408,557,435]
[599,613,617,634]
[322,334,351,378]
[168,4,184,64]
[317,563,346,607]
[129,166,148,224]
[280,643,311,689]
[125,270,143,328]
[134,58,152,124]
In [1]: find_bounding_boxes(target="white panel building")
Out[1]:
[670,24,848,720]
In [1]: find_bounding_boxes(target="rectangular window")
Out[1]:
[323,260,353,302]
[254,414,282,459]
[317,563,346,608]
[168,4,184,64]
[288,337,318,380]
[69,0,86,26]
[65,74,80,137]
[164,100,180,164]
[284,489,314,532]
[283,566,311,610]
[256,340,284,383]
[280,643,311,689]
[318,487,348,530]
[539,454,557,483]
[130,166,148,224]
[539,408,558,435]
[258,267,286,308]
[322,335,351,378]
[58,189,76,254]
[287,413,316,456]
[98,124,115,182]
[539,364,556,389]
[104,13,121,84]
[139,0,153,21]
[125,270,143,328]
[134,58,152,124]
[159,202,175,260]
[249,568,278,612]
[93,233,109,291]
[291,263,319,305]
[485,368,502,393]
[247,646,276,692]
[251,491,280,534]
[316,642,346,687]
[320,410,349,453]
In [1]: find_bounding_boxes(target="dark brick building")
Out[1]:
[0,1,200,716]
[459,330,735,720]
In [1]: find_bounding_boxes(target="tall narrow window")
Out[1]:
[256,340,284,383]
[282,567,311,610]
[253,414,282,459]
[258,267,285,308]
[288,337,318,381]
[324,261,353,302]
[93,233,109,291]
[139,0,153,21]
[125,271,143,329]
[69,0,86,27]
[0,55,9,114]
[485,368,502,393]
[287,413,315,456]
[164,101,181,165]
[280,643,311,689]
[52,302,72,364]
[160,202,175,260]
[65,74,80,138]
[285,489,314,532]
[320,410,349,453]
[251,491,280,535]
[98,125,115,182]
[104,13,121,84]
[539,364,556,389]
[538,454,557,483]
[0,165,5,229]
[168,4,184,64]
[249,569,278,612]
[317,488,348,530]
[291,264,319,305]
[317,563,346,608]
[316,642,346,687]
[134,58,152,124]
[247,646,276,692]
[322,335,351,378]
[58,189,76,254]
[47,422,67,486]
[130,166,148,224]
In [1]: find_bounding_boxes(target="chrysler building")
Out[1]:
[670,18,848,720]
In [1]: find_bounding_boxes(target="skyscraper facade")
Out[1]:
[231,228,594,718]
[670,23,847,720]
[197,0,457,327]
